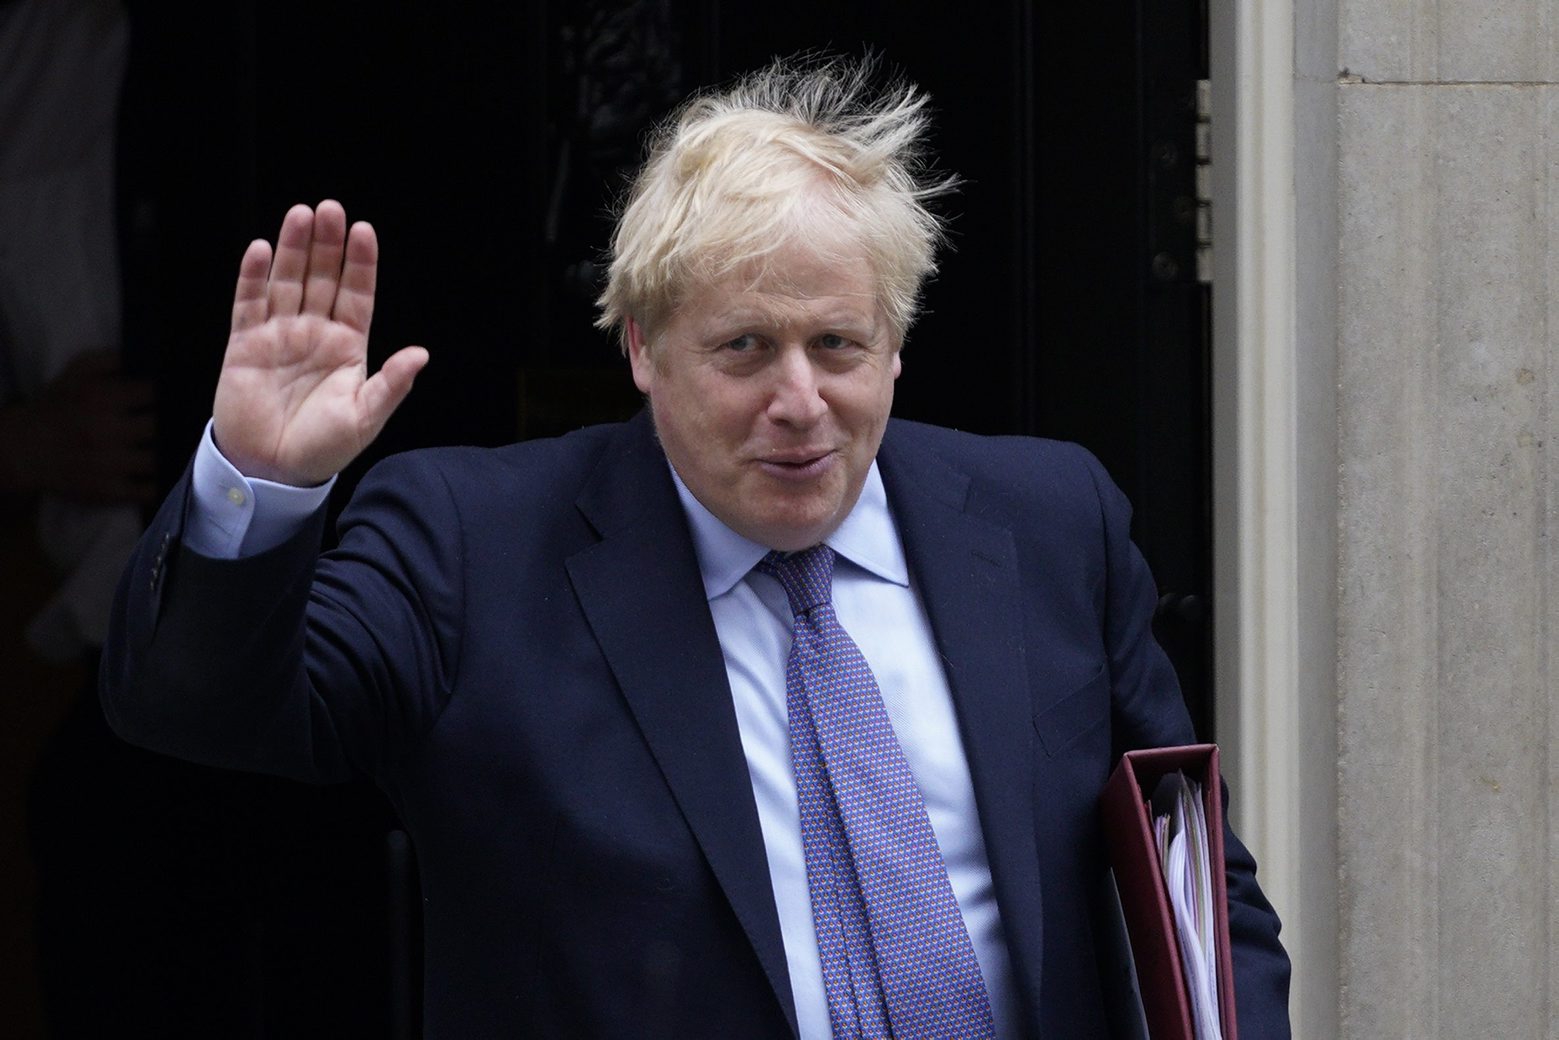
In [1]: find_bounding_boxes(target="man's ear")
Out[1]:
[627,318,654,394]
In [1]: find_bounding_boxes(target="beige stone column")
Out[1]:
[1336,3,1559,1035]
[1215,0,1557,1035]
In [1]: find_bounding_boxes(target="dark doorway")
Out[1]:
[120,0,1215,736]
[5,1,1212,1035]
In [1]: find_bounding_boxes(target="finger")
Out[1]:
[232,238,274,333]
[301,199,349,317]
[331,220,379,335]
[357,345,428,435]
[266,203,315,318]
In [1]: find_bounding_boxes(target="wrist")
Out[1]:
[209,425,331,489]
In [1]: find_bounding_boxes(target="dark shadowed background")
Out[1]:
[1,1,1212,1034]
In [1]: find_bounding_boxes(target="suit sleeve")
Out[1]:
[100,451,465,787]
[1082,450,1294,1039]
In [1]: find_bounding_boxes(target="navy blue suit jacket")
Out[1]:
[101,412,1290,1037]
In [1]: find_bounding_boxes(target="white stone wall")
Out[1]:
[1335,1,1558,1035]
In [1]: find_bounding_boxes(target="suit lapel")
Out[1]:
[565,413,797,1035]
[565,416,1045,1029]
[876,424,1046,1016]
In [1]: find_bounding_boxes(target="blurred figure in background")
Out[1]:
[2,6,405,1035]
[0,1,153,1033]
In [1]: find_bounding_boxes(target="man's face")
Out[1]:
[629,240,901,552]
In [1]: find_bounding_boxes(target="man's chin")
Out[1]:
[740,496,849,551]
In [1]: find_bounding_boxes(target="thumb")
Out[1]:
[357,345,429,438]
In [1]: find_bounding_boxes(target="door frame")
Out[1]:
[1209,0,1339,1035]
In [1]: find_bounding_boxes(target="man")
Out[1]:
[102,58,1290,1037]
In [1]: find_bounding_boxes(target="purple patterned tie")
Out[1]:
[757,546,995,1040]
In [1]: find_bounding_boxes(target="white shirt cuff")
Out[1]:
[187,419,335,558]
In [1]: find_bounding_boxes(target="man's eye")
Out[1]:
[722,334,760,352]
[817,334,853,350]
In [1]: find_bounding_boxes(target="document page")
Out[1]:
[1152,772,1223,1040]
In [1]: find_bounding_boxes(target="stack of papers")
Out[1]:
[1151,772,1223,1040]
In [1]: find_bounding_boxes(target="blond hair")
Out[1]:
[595,54,955,351]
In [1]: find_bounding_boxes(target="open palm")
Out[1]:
[212,200,427,486]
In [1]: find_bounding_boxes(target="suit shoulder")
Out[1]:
[884,418,1114,501]
[355,422,623,505]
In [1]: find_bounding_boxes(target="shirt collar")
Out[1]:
[669,461,910,601]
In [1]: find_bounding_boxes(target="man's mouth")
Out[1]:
[758,450,836,479]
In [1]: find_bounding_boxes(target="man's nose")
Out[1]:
[766,348,828,426]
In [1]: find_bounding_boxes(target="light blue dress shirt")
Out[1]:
[187,420,335,558]
[187,423,1018,1039]
[669,464,1017,1040]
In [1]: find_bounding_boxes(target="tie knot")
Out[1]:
[757,545,835,615]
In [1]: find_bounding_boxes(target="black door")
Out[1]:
[116,0,1213,734]
[15,2,1212,1035]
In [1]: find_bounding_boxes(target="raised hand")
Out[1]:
[212,200,428,486]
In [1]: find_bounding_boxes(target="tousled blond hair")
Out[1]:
[595,55,955,352]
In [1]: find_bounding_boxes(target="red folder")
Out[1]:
[1100,744,1238,1040]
